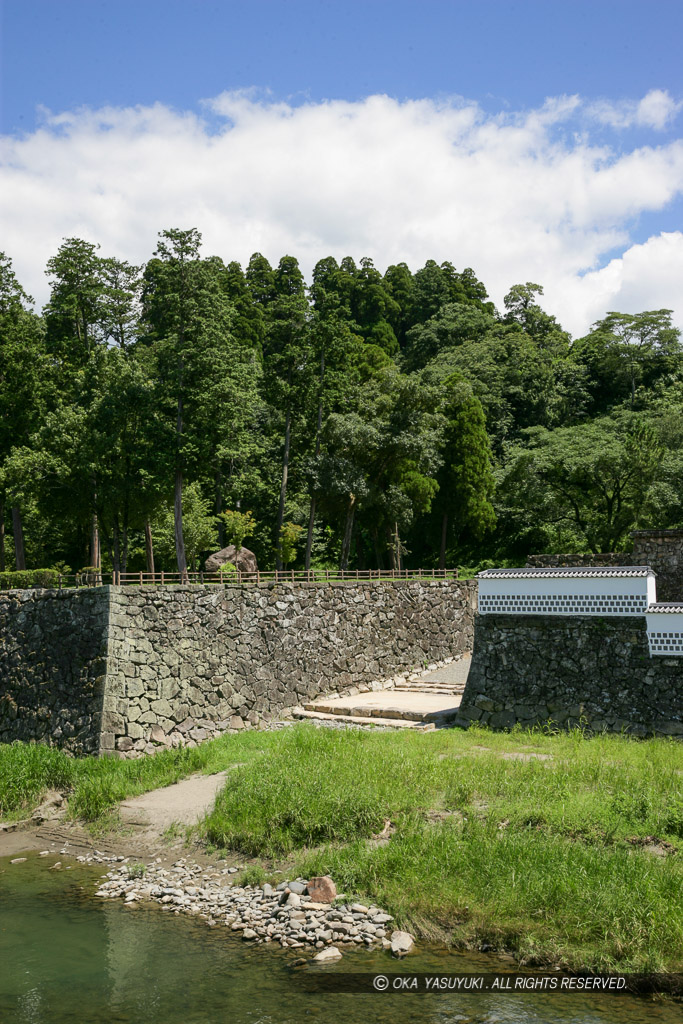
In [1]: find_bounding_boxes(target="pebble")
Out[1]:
[92,858,400,955]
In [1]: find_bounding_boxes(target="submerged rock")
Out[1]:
[314,946,342,962]
[390,930,415,956]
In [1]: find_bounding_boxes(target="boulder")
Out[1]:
[390,930,415,956]
[204,545,258,574]
[307,875,337,903]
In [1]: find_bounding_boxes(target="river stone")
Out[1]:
[288,880,307,895]
[285,892,301,908]
[307,875,337,903]
[242,928,257,940]
[390,930,415,956]
[313,946,342,962]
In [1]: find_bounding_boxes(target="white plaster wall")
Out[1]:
[646,610,683,656]
[478,573,655,616]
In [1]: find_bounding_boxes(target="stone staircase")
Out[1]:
[292,656,470,731]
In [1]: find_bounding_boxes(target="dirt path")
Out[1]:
[0,770,231,863]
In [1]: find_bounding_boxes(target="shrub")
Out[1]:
[0,569,59,590]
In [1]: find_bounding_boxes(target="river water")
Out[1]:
[1,852,679,1024]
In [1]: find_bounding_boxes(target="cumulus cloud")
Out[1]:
[1,90,682,336]
[588,89,682,131]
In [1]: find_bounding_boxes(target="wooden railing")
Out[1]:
[50,567,459,588]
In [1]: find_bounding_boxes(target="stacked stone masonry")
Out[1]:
[456,613,683,736]
[526,529,683,602]
[0,581,476,757]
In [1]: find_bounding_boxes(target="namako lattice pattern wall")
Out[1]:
[646,606,683,657]
[477,567,656,618]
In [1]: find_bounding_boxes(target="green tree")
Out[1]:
[303,311,363,569]
[318,370,442,569]
[573,310,682,411]
[432,373,495,568]
[141,228,239,578]
[496,415,664,553]
[402,301,496,372]
[0,254,50,570]
[262,289,313,569]
[152,482,218,571]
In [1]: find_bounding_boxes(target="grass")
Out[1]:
[201,724,683,975]
[0,729,273,821]
[2,723,682,975]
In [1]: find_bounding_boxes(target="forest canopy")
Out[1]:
[1,235,681,577]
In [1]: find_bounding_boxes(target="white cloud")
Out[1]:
[587,89,682,131]
[551,232,683,332]
[1,91,683,336]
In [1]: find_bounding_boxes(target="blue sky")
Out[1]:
[2,0,683,333]
[3,1,682,130]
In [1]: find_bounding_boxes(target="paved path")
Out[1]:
[118,771,229,831]
[418,655,471,686]
[297,654,471,729]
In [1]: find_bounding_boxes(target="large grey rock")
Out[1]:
[204,545,258,574]
[390,930,415,956]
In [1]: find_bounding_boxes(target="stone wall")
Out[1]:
[1,580,476,756]
[526,529,683,602]
[630,530,683,602]
[457,613,683,736]
[0,588,110,755]
[525,553,631,569]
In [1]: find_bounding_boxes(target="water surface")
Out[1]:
[0,852,678,1024]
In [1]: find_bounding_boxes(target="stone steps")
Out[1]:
[304,700,438,722]
[291,708,436,731]
[394,684,464,695]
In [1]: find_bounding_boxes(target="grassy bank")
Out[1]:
[2,723,682,974]
[0,730,270,822]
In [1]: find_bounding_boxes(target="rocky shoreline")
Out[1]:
[92,855,414,960]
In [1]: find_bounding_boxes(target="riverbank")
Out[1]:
[1,723,682,980]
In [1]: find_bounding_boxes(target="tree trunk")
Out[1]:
[215,476,224,547]
[394,521,402,572]
[340,494,356,570]
[386,524,396,570]
[275,406,292,571]
[305,350,325,571]
[439,512,448,570]
[112,518,121,575]
[90,514,100,569]
[145,520,155,575]
[174,389,188,581]
[122,524,129,574]
[305,494,316,571]
[174,467,188,580]
[0,501,5,572]
[12,507,26,570]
